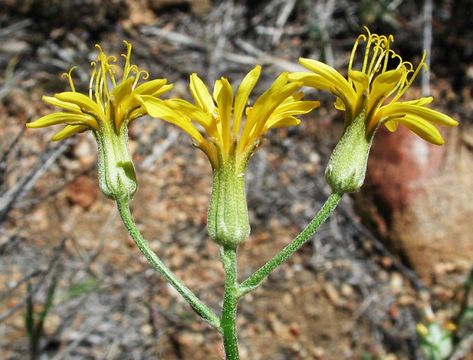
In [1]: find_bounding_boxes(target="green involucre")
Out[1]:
[95,123,137,201]
[325,112,373,193]
[207,157,250,248]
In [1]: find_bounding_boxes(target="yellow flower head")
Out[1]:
[290,27,458,145]
[27,42,172,201]
[141,66,319,171]
[27,41,172,139]
[141,67,318,246]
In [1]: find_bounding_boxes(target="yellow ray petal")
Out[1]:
[247,81,303,140]
[128,107,147,122]
[151,84,173,97]
[290,71,356,114]
[401,97,433,106]
[378,103,458,127]
[233,65,261,136]
[334,97,346,111]
[289,92,305,102]
[55,92,104,119]
[166,98,214,132]
[198,141,218,168]
[42,96,81,113]
[140,95,204,143]
[51,125,89,141]
[287,72,309,81]
[189,73,215,113]
[299,58,356,101]
[111,78,136,129]
[112,77,135,105]
[256,72,291,103]
[264,116,301,131]
[133,79,168,95]
[288,72,335,91]
[366,68,403,114]
[268,100,320,124]
[384,118,400,132]
[212,79,223,103]
[26,113,97,129]
[394,115,445,145]
[244,73,292,130]
[124,83,174,120]
[348,70,369,95]
[215,77,233,153]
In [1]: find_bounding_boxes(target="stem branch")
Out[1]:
[116,199,220,329]
[238,192,342,297]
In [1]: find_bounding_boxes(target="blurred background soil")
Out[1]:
[0,0,472,359]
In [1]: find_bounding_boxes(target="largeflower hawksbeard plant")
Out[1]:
[289,28,458,193]
[27,41,172,200]
[24,31,459,360]
[140,66,319,248]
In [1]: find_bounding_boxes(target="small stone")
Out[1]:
[288,323,301,337]
[313,347,325,358]
[141,323,153,336]
[390,272,403,295]
[380,256,393,269]
[388,304,399,319]
[340,283,354,298]
[434,262,456,277]
[324,283,342,306]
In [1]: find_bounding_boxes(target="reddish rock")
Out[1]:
[367,126,445,213]
[358,126,473,283]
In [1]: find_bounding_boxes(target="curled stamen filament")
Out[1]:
[132,70,149,89]
[382,35,394,72]
[392,52,427,102]
[367,42,386,77]
[361,33,375,73]
[89,62,97,98]
[388,50,404,70]
[121,41,133,80]
[107,63,117,88]
[95,66,103,109]
[368,48,387,82]
[348,34,367,73]
[62,66,77,92]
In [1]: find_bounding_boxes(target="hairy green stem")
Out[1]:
[116,199,220,329]
[238,192,343,297]
[220,247,239,360]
